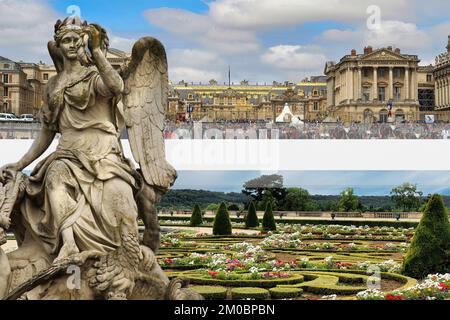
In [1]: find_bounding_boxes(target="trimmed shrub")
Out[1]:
[190,204,203,227]
[245,201,259,228]
[402,194,450,278]
[269,287,303,299]
[213,202,232,235]
[189,286,227,300]
[262,202,276,232]
[231,287,270,300]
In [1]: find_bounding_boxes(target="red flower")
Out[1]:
[207,270,218,278]
[386,294,403,301]
[163,258,173,265]
[439,283,450,291]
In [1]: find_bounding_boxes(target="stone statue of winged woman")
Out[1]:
[0,16,199,300]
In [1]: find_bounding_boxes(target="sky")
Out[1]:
[2,0,450,83]
[173,171,450,196]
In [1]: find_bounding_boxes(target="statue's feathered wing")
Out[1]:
[121,37,177,191]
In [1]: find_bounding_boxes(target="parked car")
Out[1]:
[0,113,20,122]
[19,114,35,122]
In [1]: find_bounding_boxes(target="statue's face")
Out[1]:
[59,31,83,60]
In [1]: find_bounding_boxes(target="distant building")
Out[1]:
[168,77,327,122]
[0,56,36,115]
[433,36,450,121]
[325,46,423,123]
[0,79,4,111]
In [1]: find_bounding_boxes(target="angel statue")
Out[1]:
[0,16,202,300]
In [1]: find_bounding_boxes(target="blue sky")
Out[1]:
[173,171,450,196]
[3,0,450,82]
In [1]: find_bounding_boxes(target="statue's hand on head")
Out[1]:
[87,24,103,53]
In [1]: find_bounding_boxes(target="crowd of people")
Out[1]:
[164,120,450,140]
[2,120,450,140]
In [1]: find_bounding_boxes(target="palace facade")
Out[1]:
[167,77,327,122]
[324,46,431,123]
[433,36,450,121]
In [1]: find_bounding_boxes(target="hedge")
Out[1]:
[245,202,259,228]
[184,274,305,288]
[189,286,227,300]
[231,287,270,300]
[158,216,419,228]
[269,287,303,299]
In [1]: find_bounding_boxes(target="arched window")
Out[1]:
[379,109,388,123]
[395,109,405,122]
[363,109,374,124]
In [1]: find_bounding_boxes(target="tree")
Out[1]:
[402,194,450,278]
[262,201,276,232]
[213,202,232,235]
[242,174,287,204]
[245,201,259,228]
[228,204,240,211]
[337,188,361,212]
[281,188,318,212]
[190,204,203,227]
[209,79,218,85]
[390,183,423,211]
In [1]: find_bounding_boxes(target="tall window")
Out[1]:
[378,87,386,101]
[3,74,8,84]
[313,101,319,111]
[378,69,385,77]
[379,110,388,123]
[3,87,8,97]
[394,68,401,78]
[426,74,432,82]
[363,68,369,77]
[363,87,370,101]
[394,87,401,101]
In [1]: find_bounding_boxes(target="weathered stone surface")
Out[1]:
[0,16,201,300]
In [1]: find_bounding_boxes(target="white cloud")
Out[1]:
[261,45,327,71]
[364,20,431,50]
[169,67,222,83]
[109,35,136,52]
[0,0,57,62]
[144,7,259,55]
[209,0,410,30]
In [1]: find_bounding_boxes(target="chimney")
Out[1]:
[395,48,401,54]
[351,49,357,56]
[364,46,373,54]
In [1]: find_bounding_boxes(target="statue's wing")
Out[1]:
[121,37,177,190]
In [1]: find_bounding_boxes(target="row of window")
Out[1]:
[362,86,402,102]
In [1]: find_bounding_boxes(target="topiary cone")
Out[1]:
[402,194,450,278]
[262,201,276,232]
[245,201,259,228]
[213,202,232,235]
[190,204,203,227]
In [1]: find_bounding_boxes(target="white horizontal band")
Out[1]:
[1,140,450,171]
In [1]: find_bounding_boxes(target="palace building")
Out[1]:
[324,46,427,123]
[167,77,327,122]
[433,36,450,121]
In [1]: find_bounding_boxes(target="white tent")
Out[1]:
[276,103,294,123]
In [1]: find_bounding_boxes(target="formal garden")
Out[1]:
[154,196,450,300]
